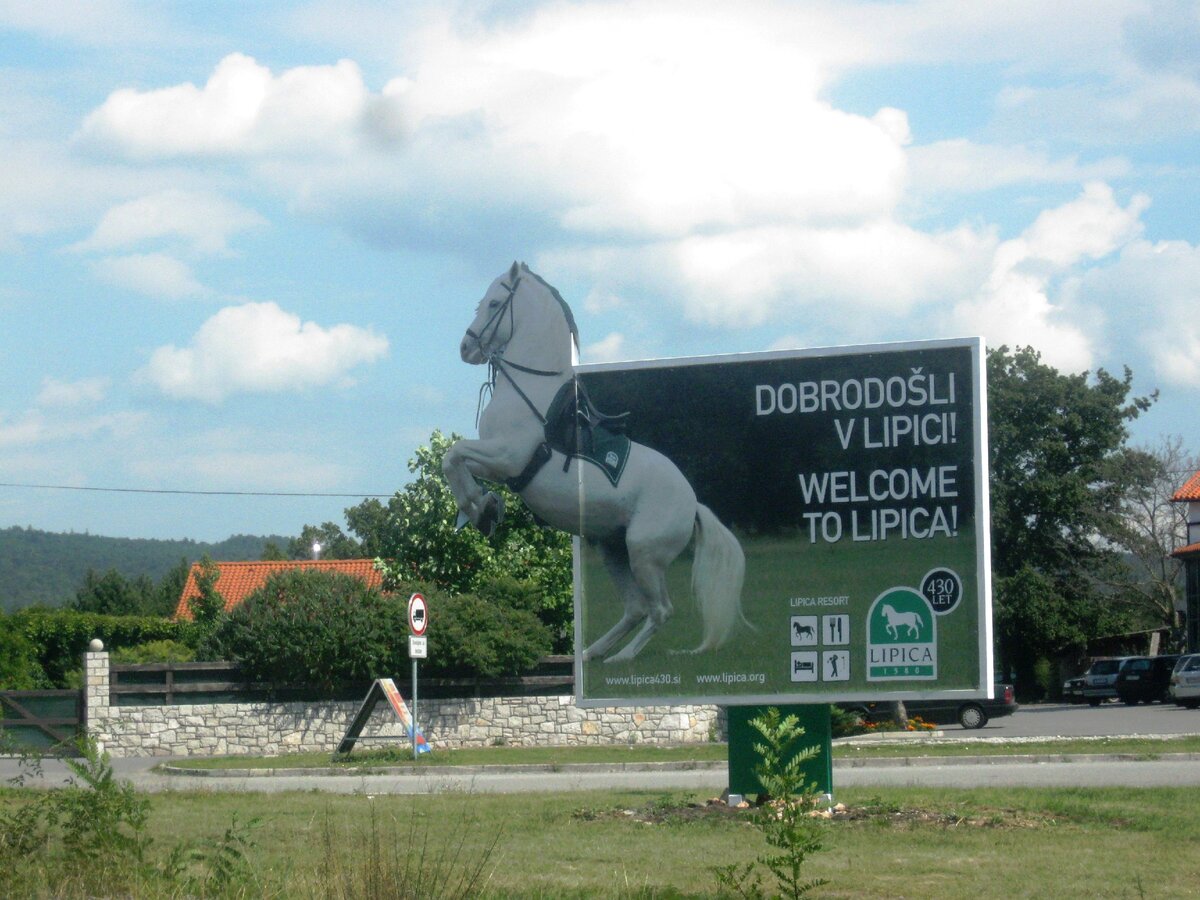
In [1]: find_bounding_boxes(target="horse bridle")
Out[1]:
[468,274,565,427]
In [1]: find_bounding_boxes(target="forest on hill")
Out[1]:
[0,526,286,611]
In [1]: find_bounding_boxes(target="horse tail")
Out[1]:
[689,504,747,653]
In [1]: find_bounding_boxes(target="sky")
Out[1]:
[1,0,1198,543]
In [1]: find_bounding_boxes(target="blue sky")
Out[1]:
[1,0,1198,542]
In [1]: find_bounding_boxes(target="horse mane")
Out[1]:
[520,263,580,350]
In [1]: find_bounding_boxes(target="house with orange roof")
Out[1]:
[1172,469,1200,652]
[174,559,385,620]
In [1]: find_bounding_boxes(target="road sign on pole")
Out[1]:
[407,592,427,759]
[408,592,427,635]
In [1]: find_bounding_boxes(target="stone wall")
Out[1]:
[82,651,721,758]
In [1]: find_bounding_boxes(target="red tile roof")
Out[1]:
[1173,470,1200,502]
[174,559,385,620]
[1173,541,1200,559]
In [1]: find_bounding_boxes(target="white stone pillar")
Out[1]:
[82,647,110,753]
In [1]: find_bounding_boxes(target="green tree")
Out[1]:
[71,569,157,617]
[346,430,573,649]
[286,522,363,561]
[183,557,227,655]
[1102,436,1198,647]
[987,346,1156,693]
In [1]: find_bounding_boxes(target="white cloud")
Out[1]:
[36,376,110,408]
[952,183,1149,371]
[1071,237,1200,386]
[0,0,169,46]
[77,53,375,159]
[91,253,207,300]
[908,140,1130,195]
[0,408,143,448]
[73,190,266,255]
[582,332,628,363]
[547,219,995,330]
[138,301,389,402]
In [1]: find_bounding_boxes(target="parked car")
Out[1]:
[1062,675,1086,704]
[1115,655,1180,704]
[1169,653,1200,709]
[1078,656,1138,706]
[841,683,1017,729]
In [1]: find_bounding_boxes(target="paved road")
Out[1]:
[5,751,1200,795]
[952,700,1200,738]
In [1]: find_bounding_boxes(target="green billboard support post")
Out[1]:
[726,704,833,800]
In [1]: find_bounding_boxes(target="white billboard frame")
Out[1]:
[572,337,992,708]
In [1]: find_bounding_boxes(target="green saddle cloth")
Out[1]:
[544,380,631,487]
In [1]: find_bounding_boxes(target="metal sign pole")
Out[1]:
[411,657,418,760]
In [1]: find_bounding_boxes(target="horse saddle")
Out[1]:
[506,379,631,492]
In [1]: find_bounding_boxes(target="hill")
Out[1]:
[0,526,289,611]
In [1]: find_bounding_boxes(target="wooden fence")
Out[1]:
[109,655,576,705]
[0,689,83,753]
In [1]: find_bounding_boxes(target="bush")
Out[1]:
[211,570,403,693]
[110,640,196,665]
[0,614,48,689]
[424,579,552,679]
[8,610,185,687]
[209,570,554,692]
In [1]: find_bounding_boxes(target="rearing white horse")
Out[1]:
[443,262,747,663]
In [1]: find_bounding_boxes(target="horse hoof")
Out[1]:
[477,492,505,538]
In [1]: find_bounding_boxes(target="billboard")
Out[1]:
[573,338,991,707]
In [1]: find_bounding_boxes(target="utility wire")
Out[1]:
[0,482,393,499]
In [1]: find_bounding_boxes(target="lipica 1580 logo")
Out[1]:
[866,587,937,681]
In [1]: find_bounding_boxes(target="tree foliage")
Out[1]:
[6,610,186,686]
[295,430,574,649]
[286,522,363,561]
[987,346,1156,690]
[70,560,189,618]
[0,613,48,689]
[210,569,552,691]
[1102,436,1197,641]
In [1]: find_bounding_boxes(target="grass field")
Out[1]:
[3,784,1196,897]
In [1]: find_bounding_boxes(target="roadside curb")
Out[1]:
[157,759,727,778]
[158,751,1200,779]
[834,752,1200,768]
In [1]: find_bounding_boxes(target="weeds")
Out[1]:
[317,797,499,899]
[0,733,262,897]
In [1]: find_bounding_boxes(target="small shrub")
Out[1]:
[713,708,830,899]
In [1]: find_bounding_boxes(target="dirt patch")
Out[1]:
[574,797,1061,830]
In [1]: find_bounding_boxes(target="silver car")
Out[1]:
[1080,656,1137,706]
[1169,654,1200,710]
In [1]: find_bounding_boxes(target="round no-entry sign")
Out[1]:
[408,592,427,636]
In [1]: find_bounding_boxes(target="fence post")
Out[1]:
[83,643,110,753]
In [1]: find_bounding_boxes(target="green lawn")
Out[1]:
[3,785,1196,897]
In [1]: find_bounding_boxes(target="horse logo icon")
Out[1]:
[880,603,922,640]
